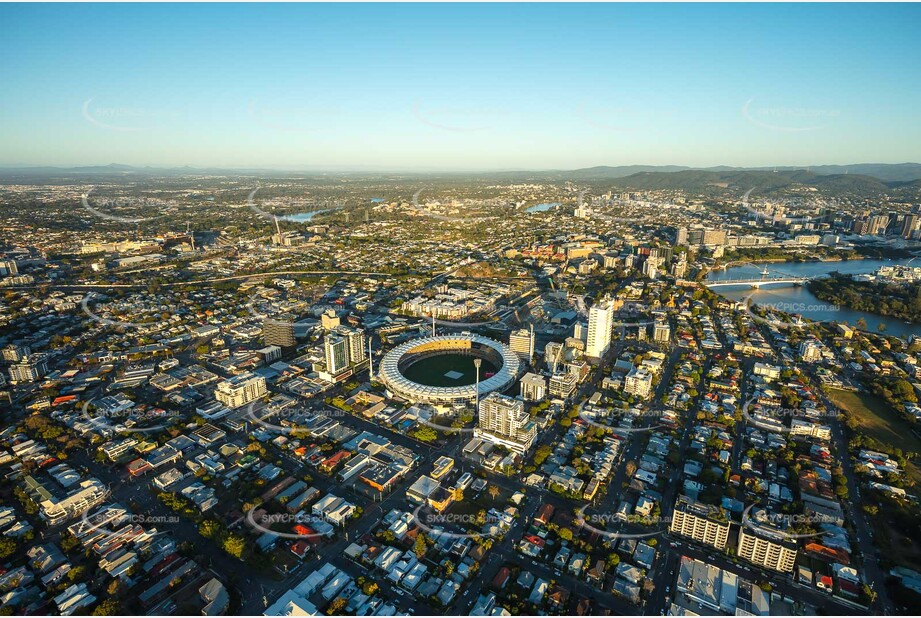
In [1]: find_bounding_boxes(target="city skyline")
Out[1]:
[2,2,920,170]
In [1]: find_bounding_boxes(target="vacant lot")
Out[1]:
[828,387,921,484]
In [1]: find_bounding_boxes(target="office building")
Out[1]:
[903,215,920,240]
[475,392,537,455]
[687,228,727,246]
[737,526,798,573]
[519,372,547,402]
[320,310,341,330]
[263,316,296,348]
[675,227,688,246]
[670,495,730,550]
[215,373,267,408]
[586,297,616,359]
[509,327,535,362]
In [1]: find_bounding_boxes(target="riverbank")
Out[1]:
[808,274,921,325]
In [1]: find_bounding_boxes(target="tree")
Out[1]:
[488,485,500,501]
[0,538,15,560]
[411,426,438,442]
[625,460,637,477]
[361,580,379,595]
[558,527,574,542]
[92,600,122,616]
[199,519,222,540]
[222,533,246,559]
[414,533,428,559]
[326,597,347,615]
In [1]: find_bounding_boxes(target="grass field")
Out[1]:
[827,387,921,484]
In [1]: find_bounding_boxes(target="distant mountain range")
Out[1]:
[1,163,920,197]
[560,163,921,182]
[583,168,921,196]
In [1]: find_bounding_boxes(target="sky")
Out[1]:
[1,2,919,171]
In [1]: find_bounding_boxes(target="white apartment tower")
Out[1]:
[737,526,798,572]
[519,372,547,402]
[586,297,616,359]
[475,392,537,455]
[215,373,268,408]
[669,495,730,550]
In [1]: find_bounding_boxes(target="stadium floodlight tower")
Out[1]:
[473,358,482,410]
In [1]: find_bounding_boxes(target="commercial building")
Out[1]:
[670,495,730,549]
[37,479,109,526]
[215,373,267,408]
[737,526,798,573]
[586,297,616,359]
[474,392,537,455]
[687,228,727,247]
[902,214,920,239]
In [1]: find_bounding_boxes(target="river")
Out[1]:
[706,258,921,339]
[526,202,561,213]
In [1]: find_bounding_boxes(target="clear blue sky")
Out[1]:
[1,2,919,171]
